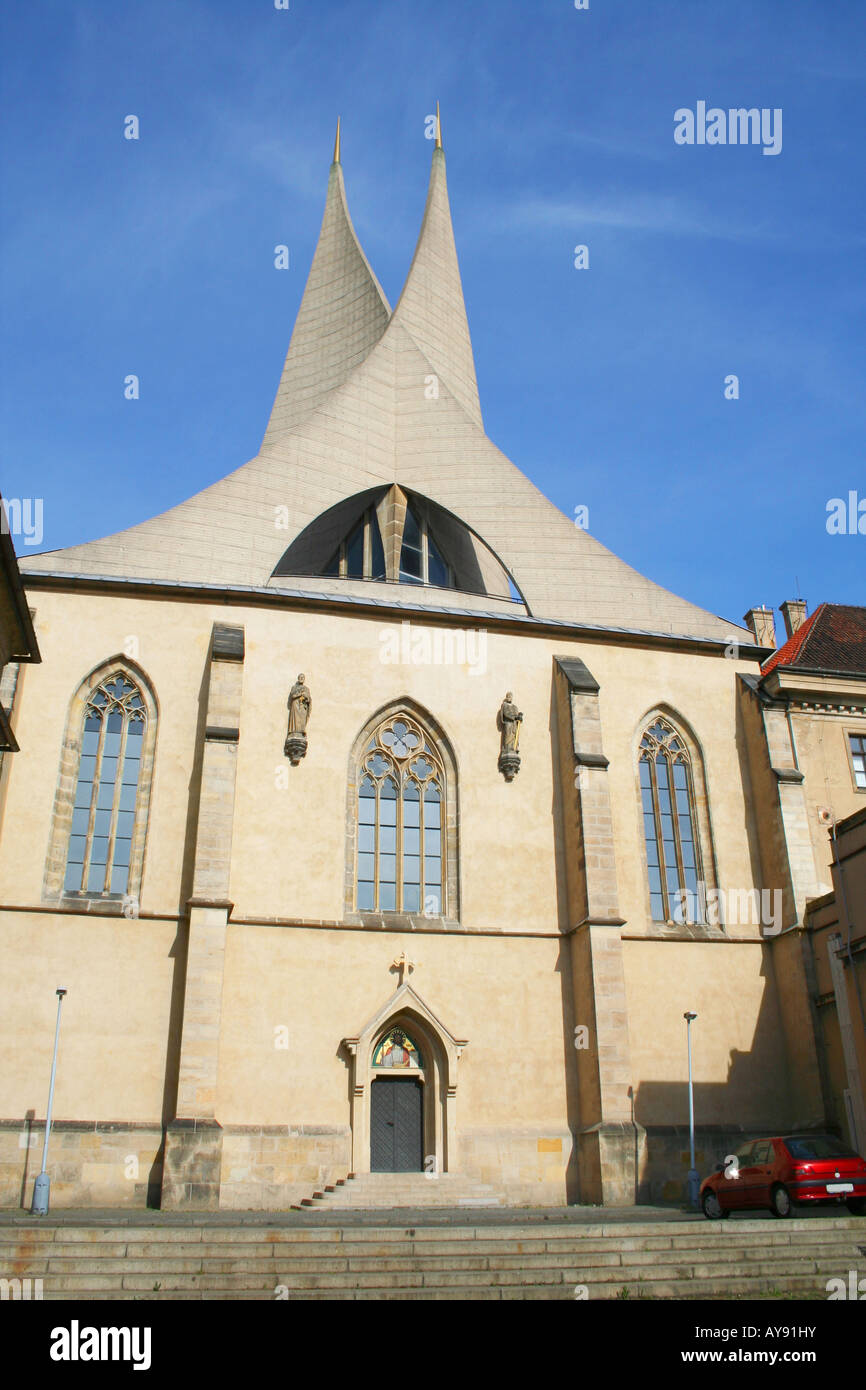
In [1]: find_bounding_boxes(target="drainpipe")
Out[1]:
[785,699,800,774]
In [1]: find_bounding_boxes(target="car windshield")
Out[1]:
[784,1135,856,1160]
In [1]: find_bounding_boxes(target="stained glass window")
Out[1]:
[356,715,446,914]
[373,1028,423,1069]
[639,718,703,924]
[64,673,147,896]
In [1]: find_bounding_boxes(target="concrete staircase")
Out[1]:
[297,1172,508,1209]
[1,1215,864,1300]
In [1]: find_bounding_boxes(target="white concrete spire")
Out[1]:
[389,136,482,429]
[261,133,391,447]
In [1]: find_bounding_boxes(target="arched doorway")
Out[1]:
[370,1027,425,1172]
[342,982,468,1176]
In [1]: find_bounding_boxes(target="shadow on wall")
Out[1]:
[18,1109,35,1208]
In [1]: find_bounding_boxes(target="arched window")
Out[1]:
[44,661,158,906]
[64,673,148,895]
[273,484,522,603]
[638,716,703,923]
[355,713,447,915]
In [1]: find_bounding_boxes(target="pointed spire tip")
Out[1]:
[435,101,442,149]
[333,116,341,165]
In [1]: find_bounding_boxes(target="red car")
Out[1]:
[700,1134,866,1219]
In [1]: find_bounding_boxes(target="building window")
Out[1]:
[850,734,866,790]
[355,714,446,914]
[323,506,386,580]
[64,673,148,895]
[399,503,450,588]
[44,660,158,907]
[639,717,703,923]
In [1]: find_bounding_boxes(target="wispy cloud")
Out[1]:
[503,191,782,243]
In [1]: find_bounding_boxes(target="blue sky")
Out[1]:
[1,0,864,630]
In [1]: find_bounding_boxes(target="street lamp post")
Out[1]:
[31,988,67,1216]
[684,1011,700,1209]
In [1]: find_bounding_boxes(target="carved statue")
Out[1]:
[497,691,523,782]
[284,674,311,764]
[499,692,523,754]
[287,675,312,734]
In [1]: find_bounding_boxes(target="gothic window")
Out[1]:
[372,1028,423,1069]
[355,714,446,915]
[849,734,866,790]
[64,674,148,895]
[44,661,157,906]
[639,717,703,923]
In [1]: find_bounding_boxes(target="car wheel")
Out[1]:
[846,1197,866,1216]
[702,1190,728,1220]
[770,1183,792,1218]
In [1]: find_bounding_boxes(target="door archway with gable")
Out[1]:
[342,984,467,1176]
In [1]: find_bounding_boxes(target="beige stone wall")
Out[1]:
[457,1129,571,1206]
[216,923,571,1203]
[621,940,792,1130]
[0,1121,162,1209]
[219,1128,349,1211]
[0,910,179,1123]
[638,1127,772,1204]
[788,709,866,889]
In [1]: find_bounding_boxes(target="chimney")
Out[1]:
[743,607,776,649]
[780,600,808,640]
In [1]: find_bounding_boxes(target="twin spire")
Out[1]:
[263,107,474,445]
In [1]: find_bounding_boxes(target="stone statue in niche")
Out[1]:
[284,674,311,764]
[498,691,522,781]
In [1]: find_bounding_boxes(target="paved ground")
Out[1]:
[0,1203,844,1228]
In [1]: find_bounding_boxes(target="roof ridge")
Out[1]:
[761,603,825,674]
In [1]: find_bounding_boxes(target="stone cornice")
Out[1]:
[20,570,769,659]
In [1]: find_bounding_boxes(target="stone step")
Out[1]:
[2,1216,862,1301]
[2,1216,860,1243]
[7,1241,864,1276]
[13,1255,858,1295]
[304,1172,510,1209]
[8,1241,863,1277]
[3,1226,861,1252]
[29,1275,851,1301]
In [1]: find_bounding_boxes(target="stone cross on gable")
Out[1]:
[390,951,417,985]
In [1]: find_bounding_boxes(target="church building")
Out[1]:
[1,119,864,1212]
